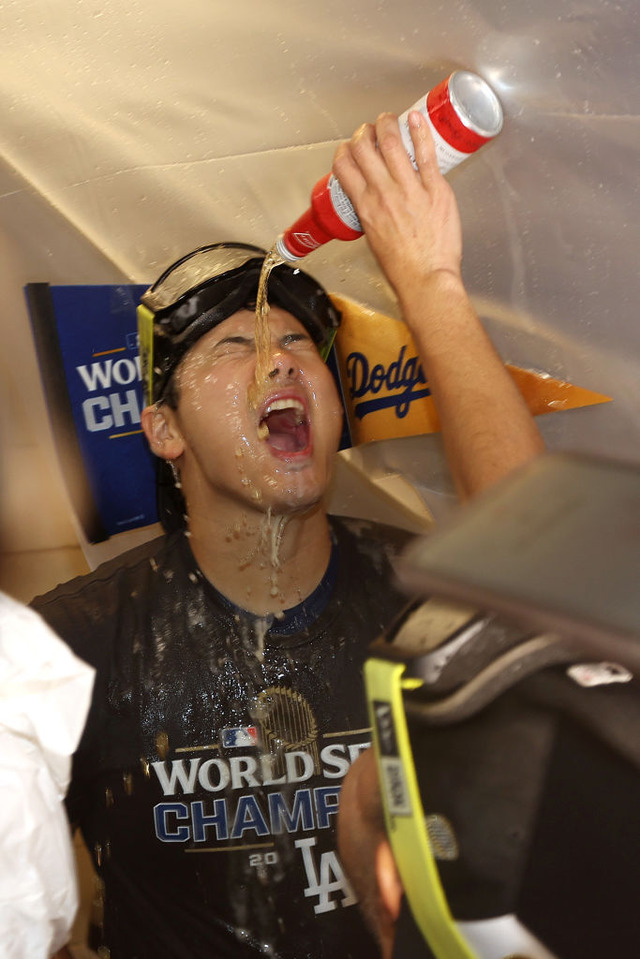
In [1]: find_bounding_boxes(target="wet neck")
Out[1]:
[187,501,333,616]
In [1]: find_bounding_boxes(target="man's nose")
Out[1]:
[268,345,295,379]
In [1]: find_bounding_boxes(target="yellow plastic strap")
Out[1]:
[137,303,155,407]
[320,326,338,363]
[364,657,477,959]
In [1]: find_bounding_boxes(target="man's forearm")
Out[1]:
[400,271,545,499]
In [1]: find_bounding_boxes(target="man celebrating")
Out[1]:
[33,112,543,957]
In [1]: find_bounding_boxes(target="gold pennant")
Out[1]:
[330,294,612,447]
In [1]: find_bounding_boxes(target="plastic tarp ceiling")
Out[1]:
[1,0,638,558]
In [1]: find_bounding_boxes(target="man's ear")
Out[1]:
[375,839,403,922]
[141,404,185,460]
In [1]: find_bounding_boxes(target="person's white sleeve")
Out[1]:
[0,591,95,958]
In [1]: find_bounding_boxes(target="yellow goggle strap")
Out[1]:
[137,303,156,409]
[364,657,477,959]
[319,326,338,363]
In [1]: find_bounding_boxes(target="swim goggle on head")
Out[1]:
[137,242,341,406]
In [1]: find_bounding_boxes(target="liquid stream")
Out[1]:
[249,246,286,409]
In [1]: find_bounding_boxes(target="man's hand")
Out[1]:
[332,111,463,304]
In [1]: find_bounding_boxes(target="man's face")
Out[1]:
[168,306,343,516]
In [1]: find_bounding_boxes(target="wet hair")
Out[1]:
[159,374,180,411]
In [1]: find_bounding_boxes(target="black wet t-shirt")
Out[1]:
[33,516,412,959]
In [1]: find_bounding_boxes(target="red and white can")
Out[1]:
[276,70,504,261]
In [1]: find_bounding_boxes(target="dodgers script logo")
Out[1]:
[346,345,431,420]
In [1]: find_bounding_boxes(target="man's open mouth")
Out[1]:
[258,398,311,454]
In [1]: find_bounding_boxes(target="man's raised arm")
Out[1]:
[332,110,545,500]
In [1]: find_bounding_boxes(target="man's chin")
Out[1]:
[262,471,330,516]
[268,487,325,516]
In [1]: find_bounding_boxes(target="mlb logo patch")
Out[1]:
[221,725,259,748]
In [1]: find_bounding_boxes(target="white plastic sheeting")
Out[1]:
[0,591,94,954]
[0,0,638,558]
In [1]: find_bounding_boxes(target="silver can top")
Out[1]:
[448,71,504,138]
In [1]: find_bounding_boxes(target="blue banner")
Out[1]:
[26,283,158,542]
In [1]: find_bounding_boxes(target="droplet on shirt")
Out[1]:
[156,730,170,759]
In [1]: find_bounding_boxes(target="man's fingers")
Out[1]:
[352,120,377,150]
[333,120,389,202]
[348,120,390,182]
[407,111,441,188]
[334,110,443,205]
[373,112,414,182]
[375,109,442,193]
[331,140,366,201]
